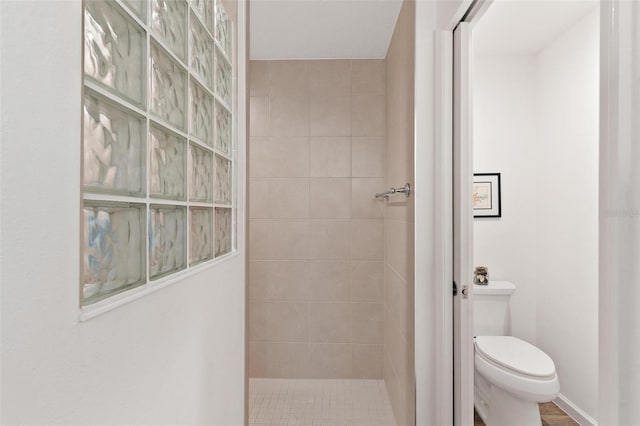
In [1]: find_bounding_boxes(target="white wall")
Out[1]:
[535,9,599,422]
[473,55,539,344]
[473,8,599,422]
[0,2,246,424]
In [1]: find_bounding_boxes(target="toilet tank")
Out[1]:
[473,281,515,336]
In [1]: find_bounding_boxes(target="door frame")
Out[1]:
[431,1,492,424]
[452,20,475,426]
[599,1,622,423]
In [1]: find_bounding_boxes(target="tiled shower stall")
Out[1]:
[247,1,415,424]
[248,58,387,379]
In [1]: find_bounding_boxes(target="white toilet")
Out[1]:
[473,281,560,426]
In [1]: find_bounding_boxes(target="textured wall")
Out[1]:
[248,59,387,379]
[383,1,416,424]
[0,1,246,424]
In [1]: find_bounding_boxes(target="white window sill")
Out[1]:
[79,250,240,322]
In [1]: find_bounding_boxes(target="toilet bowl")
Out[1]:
[474,335,560,426]
[472,282,560,426]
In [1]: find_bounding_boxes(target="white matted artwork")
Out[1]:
[473,173,501,218]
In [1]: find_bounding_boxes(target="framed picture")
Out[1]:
[473,173,501,218]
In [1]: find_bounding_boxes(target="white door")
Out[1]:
[452,21,475,426]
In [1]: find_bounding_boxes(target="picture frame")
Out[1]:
[473,173,501,218]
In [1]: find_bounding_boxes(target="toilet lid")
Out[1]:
[475,336,556,378]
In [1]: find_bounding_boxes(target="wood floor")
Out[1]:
[474,402,579,426]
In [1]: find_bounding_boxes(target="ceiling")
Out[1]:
[474,0,599,55]
[249,0,598,59]
[250,0,403,60]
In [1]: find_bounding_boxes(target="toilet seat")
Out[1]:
[474,336,560,402]
[475,336,556,378]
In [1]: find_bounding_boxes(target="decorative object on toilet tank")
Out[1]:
[473,173,501,218]
[474,266,489,285]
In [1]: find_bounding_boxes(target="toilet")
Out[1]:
[473,281,560,426]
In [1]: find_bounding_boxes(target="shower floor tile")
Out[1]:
[249,378,397,426]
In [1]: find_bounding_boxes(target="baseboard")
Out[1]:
[554,393,597,426]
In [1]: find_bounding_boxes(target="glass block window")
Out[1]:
[82,0,235,307]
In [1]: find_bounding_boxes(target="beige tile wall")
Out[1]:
[383,0,416,425]
[248,59,386,379]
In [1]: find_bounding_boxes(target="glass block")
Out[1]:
[215,155,231,204]
[190,80,214,145]
[214,101,231,155]
[189,144,214,202]
[190,207,213,264]
[82,202,146,305]
[215,0,232,57]
[84,0,145,105]
[150,123,186,200]
[191,0,205,20]
[191,0,214,30]
[149,205,187,279]
[151,0,188,62]
[83,91,146,196]
[215,47,232,106]
[151,42,188,130]
[190,11,215,90]
[215,207,232,257]
[122,0,147,21]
